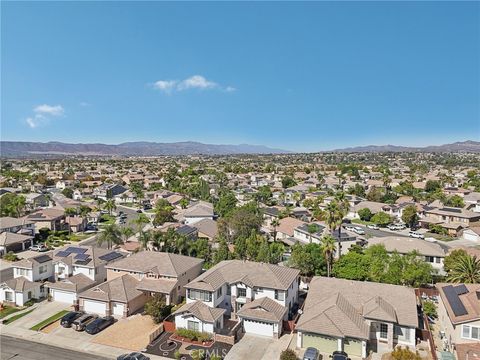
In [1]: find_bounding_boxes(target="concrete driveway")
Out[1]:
[5,301,71,331]
[225,334,274,360]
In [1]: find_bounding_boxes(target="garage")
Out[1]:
[243,318,275,337]
[83,299,107,315]
[302,333,338,353]
[50,289,75,304]
[112,302,125,316]
[344,338,363,357]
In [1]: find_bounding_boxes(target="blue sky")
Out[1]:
[2,2,479,152]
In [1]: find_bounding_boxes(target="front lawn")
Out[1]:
[3,308,35,324]
[424,232,455,242]
[30,310,69,331]
[99,214,116,225]
[0,306,22,319]
[351,219,373,225]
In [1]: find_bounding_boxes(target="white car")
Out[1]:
[367,224,379,230]
[353,226,365,235]
[29,244,48,252]
[409,231,425,239]
[344,225,355,231]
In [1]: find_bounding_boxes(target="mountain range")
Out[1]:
[0,140,479,157]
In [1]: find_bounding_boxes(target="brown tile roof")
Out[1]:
[455,342,480,360]
[296,277,418,339]
[3,276,40,292]
[367,236,447,257]
[46,273,95,292]
[136,278,178,294]
[79,274,142,303]
[185,260,300,292]
[105,251,203,277]
[174,300,225,323]
[237,297,287,322]
[13,254,53,269]
[0,217,34,229]
[193,219,218,239]
[0,232,33,246]
[436,283,480,325]
[25,208,65,221]
[277,217,306,237]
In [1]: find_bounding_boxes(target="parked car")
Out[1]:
[388,224,400,231]
[409,231,425,239]
[85,316,115,334]
[72,313,97,331]
[303,347,319,360]
[29,244,48,252]
[60,311,84,328]
[367,224,379,230]
[343,225,355,231]
[117,353,150,360]
[136,209,143,213]
[331,351,350,360]
[353,226,365,235]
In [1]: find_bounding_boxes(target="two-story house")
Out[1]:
[24,208,66,233]
[420,207,480,236]
[175,260,300,338]
[0,217,35,254]
[0,254,53,306]
[184,202,214,225]
[296,277,418,359]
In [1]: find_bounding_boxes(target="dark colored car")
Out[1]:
[117,352,150,360]
[331,350,350,360]
[60,311,84,328]
[85,316,115,335]
[303,347,319,360]
[72,313,97,331]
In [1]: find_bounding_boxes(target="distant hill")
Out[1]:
[0,141,290,157]
[331,140,480,153]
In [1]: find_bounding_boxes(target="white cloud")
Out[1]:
[34,104,64,117]
[151,75,235,93]
[80,101,91,107]
[25,104,65,129]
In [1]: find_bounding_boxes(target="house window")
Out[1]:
[188,289,212,302]
[39,265,47,274]
[435,257,441,264]
[216,287,222,298]
[237,288,246,298]
[188,321,199,332]
[462,325,480,340]
[5,291,13,301]
[226,286,231,296]
[394,325,411,342]
[275,290,285,301]
[28,291,32,300]
[380,323,388,339]
[425,256,434,263]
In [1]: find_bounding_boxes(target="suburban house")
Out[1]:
[0,232,34,255]
[65,216,87,233]
[462,227,480,243]
[177,260,300,338]
[296,277,418,359]
[184,202,214,225]
[0,216,35,236]
[105,251,204,305]
[24,193,49,210]
[47,246,125,305]
[293,223,325,244]
[93,183,127,201]
[367,236,447,274]
[193,218,218,241]
[24,208,66,233]
[420,207,480,236]
[0,254,54,306]
[435,283,480,352]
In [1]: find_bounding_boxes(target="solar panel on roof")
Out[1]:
[443,285,468,317]
[441,208,462,213]
[99,252,123,262]
[66,247,87,254]
[75,259,91,265]
[35,255,52,263]
[74,254,90,261]
[55,250,70,257]
[454,284,469,295]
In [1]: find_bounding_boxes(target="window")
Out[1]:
[394,325,411,342]
[226,286,231,296]
[216,287,222,298]
[28,291,32,300]
[39,265,47,274]
[5,292,13,301]
[380,323,388,339]
[425,256,434,263]
[462,325,480,340]
[188,321,199,331]
[188,289,212,302]
[275,290,285,301]
[237,288,246,298]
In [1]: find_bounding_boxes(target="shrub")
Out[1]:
[280,349,298,360]
[174,350,182,360]
[423,300,437,319]
[3,252,19,262]
[144,294,173,324]
[390,346,422,360]
[358,208,373,221]
[175,328,212,342]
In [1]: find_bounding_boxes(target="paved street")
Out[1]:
[349,224,409,238]
[0,336,110,360]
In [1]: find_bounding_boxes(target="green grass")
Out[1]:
[351,219,373,225]
[99,214,116,225]
[0,306,22,319]
[424,232,455,242]
[30,310,69,331]
[3,308,35,324]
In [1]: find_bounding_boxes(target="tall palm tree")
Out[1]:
[271,219,280,242]
[321,235,336,277]
[120,226,134,244]
[325,200,343,257]
[175,235,189,255]
[133,213,150,234]
[139,230,152,250]
[97,224,122,249]
[448,255,480,284]
[104,199,116,216]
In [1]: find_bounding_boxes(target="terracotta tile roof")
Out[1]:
[79,274,142,303]
[3,276,40,292]
[237,297,287,322]
[277,217,306,237]
[367,236,447,257]
[0,232,33,246]
[174,300,225,323]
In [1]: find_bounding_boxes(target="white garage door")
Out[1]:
[243,319,274,337]
[51,289,75,304]
[464,231,479,242]
[83,299,107,315]
[112,302,125,316]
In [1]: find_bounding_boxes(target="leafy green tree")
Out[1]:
[62,187,74,199]
[366,186,384,202]
[213,238,230,264]
[214,191,237,217]
[371,211,392,227]
[289,243,326,276]
[268,242,285,264]
[103,199,116,215]
[447,255,480,284]
[255,185,273,204]
[423,300,437,319]
[256,238,271,263]
[444,195,465,208]
[443,249,468,274]
[144,294,173,324]
[401,205,419,229]
[120,226,134,243]
[227,203,263,241]
[425,180,441,193]
[65,207,77,216]
[153,199,174,227]
[333,250,369,280]
[358,208,373,221]
[0,193,26,217]
[281,176,296,189]
[97,224,122,249]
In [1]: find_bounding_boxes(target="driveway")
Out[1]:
[3,301,71,331]
[224,334,274,360]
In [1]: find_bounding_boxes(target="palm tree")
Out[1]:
[139,230,152,250]
[97,224,122,249]
[175,235,189,255]
[104,199,116,216]
[325,200,343,257]
[334,191,350,216]
[448,255,480,284]
[133,213,150,234]
[271,219,280,242]
[321,235,336,277]
[120,226,134,244]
